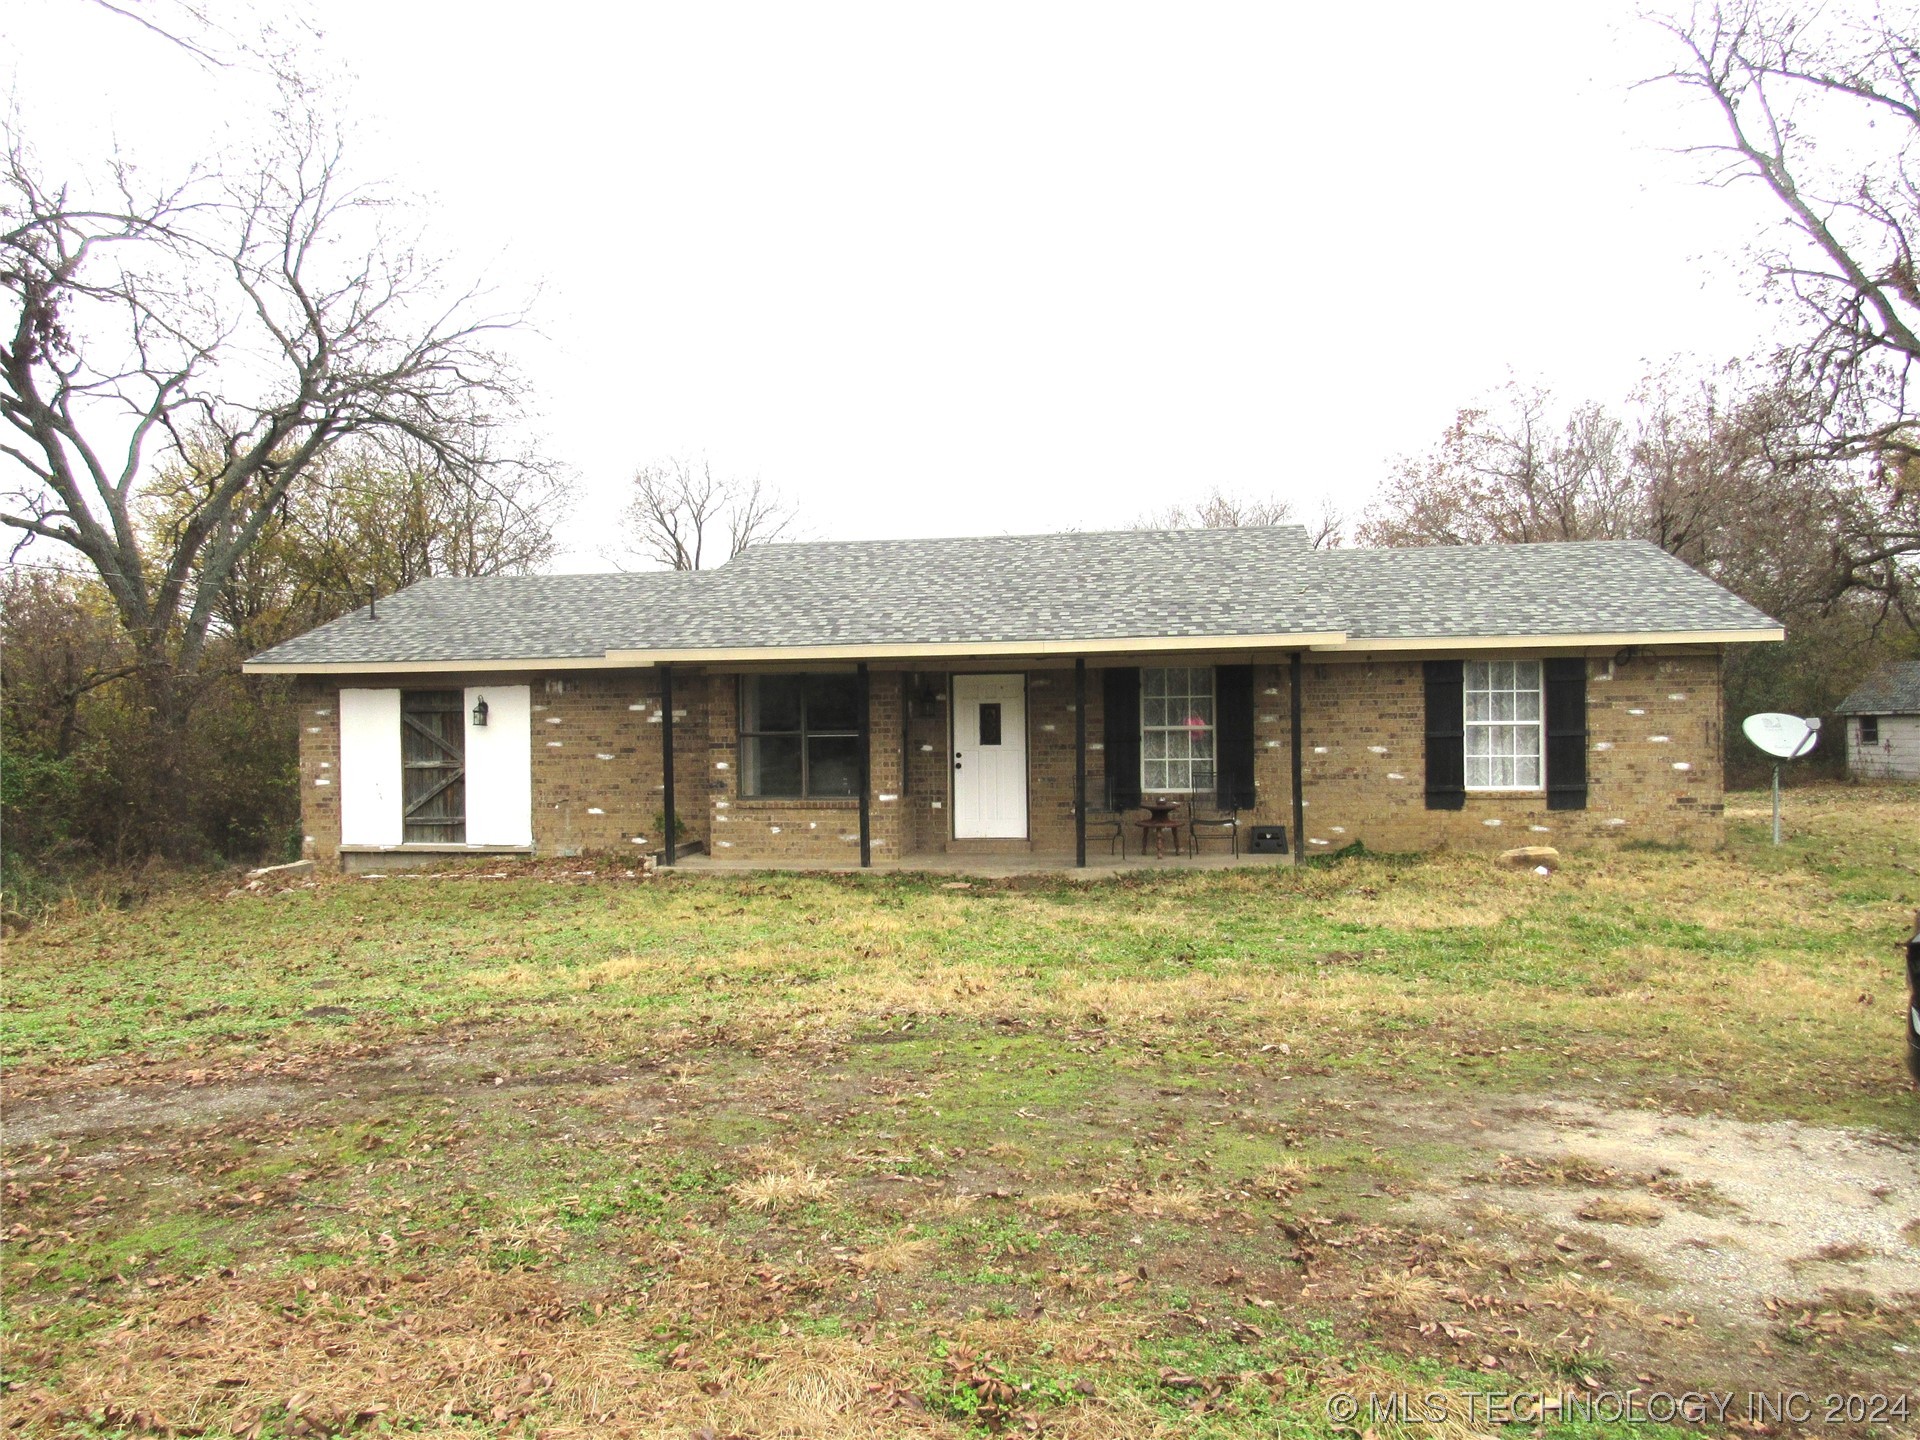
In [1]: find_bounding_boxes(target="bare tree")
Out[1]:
[1359,384,1642,548]
[140,435,571,653]
[1137,488,1293,530]
[616,457,796,570]
[1361,366,1914,625]
[1,90,545,843]
[1651,1,1920,574]
[1134,486,1345,546]
[84,0,231,65]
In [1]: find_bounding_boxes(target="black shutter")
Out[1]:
[1102,666,1142,809]
[1423,660,1465,810]
[1214,665,1256,810]
[1544,658,1589,811]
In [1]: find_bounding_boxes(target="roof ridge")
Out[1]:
[724,523,1311,559]
[1322,537,1660,557]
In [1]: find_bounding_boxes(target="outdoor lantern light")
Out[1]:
[472,695,489,728]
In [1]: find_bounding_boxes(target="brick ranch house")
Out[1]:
[243,528,1783,872]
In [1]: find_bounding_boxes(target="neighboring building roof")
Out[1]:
[244,528,1785,672]
[1836,660,1920,716]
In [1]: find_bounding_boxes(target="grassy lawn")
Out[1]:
[3,783,1917,1437]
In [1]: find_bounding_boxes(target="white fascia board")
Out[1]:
[604,633,1350,664]
[1312,628,1784,652]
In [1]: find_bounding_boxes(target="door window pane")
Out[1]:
[978,701,1002,746]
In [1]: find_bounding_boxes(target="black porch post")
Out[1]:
[1074,658,1087,868]
[660,665,676,868]
[1289,651,1305,859]
[857,663,872,868]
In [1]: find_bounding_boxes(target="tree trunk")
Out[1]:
[133,655,204,860]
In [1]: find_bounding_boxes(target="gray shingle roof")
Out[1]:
[641,528,1335,647]
[1316,540,1780,639]
[1836,661,1920,715]
[245,529,1782,669]
[246,572,698,666]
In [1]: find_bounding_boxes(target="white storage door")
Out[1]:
[464,685,532,845]
[339,688,403,845]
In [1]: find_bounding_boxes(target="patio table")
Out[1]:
[1137,800,1183,860]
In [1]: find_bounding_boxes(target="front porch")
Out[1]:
[670,847,1295,879]
[660,655,1307,871]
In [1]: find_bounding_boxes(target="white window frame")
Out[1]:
[1140,666,1216,794]
[1464,660,1543,792]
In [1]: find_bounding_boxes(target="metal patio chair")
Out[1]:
[1084,772,1131,859]
[1186,765,1244,858]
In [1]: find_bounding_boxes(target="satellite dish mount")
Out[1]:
[1740,713,1821,846]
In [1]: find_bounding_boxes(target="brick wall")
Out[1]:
[294,648,1729,868]
[871,664,1290,859]
[296,669,712,867]
[1290,650,1724,852]
[294,678,342,859]
[903,673,950,853]
[703,670,906,863]
[526,670,709,857]
[1025,671,1080,853]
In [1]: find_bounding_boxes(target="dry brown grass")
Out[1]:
[1426,1234,1519,1275]
[1023,1184,1211,1222]
[1,1260,943,1440]
[0,1246,1186,1440]
[731,1162,837,1211]
[1256,1158,1310,1194]
[1365,1269,1443,1315]
[919,1193,979,1219]
[1534,1273,1648,1321]
[848,1237,935,1275]
[1025,1189,1107,1219]
[1791,1240,1879,1268]
[1577,1195,1666,1227]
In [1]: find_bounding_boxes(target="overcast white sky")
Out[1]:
[5,0,1789,570]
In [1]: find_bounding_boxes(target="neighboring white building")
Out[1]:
[1836,661,1920,781]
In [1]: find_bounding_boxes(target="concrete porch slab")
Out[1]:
[667,850,1293,879]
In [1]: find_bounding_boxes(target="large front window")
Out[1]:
[1464,660,1542,790]
[1141,666,1215,793]
[739,674,861,798]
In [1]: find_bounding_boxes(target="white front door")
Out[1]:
[952,674,1028,839]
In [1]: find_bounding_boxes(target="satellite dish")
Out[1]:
[1742,712,1820,760]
